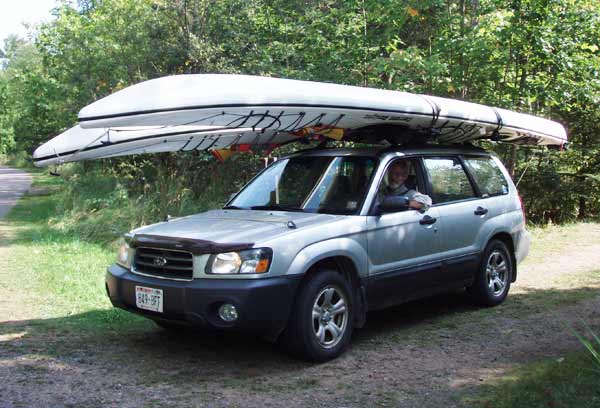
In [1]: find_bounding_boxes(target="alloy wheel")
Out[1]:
[311,285,349,349]
[486,250,509,296]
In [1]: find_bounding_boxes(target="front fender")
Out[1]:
[285,237,368,278]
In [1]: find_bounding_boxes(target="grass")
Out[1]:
[567,318,600,372]
[464,352,600,407]
[1,172,149,332]
[525,221,600,264]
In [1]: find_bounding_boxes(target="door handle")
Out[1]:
[474,206,489,215]
[419,215,437,225]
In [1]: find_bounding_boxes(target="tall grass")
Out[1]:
[42,152,263,245]
[569,319,600,371]
[464,352,600,407]
[0,150,33,168]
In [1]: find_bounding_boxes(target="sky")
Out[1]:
[0,0,58,48]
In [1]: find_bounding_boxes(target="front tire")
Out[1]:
[468,240,513,306]
[282,269,354,362]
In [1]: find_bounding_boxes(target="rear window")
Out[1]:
[423,157,476,204]
[463,157,509,197]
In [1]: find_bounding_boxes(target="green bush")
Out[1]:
[45,152,264,245]
[0,150,31,168]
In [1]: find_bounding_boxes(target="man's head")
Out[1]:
[387,160,410,189]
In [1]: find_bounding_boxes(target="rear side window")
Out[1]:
[423,157,476,204]
[463,157,509,197]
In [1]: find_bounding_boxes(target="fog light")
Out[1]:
[218,303,238,322]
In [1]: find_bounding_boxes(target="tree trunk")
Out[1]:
[506,145,518,179]
[578,196,586,219]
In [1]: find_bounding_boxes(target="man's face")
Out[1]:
[388,162,409,188]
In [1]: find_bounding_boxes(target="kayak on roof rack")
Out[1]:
[33,74,567,167]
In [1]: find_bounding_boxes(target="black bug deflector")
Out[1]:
[130,234,254,256]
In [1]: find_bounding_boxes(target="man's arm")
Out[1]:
[407,190,432,211]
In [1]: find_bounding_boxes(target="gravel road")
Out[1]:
[0,166,31,220]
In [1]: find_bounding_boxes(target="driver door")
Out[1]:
[366,157,443,310]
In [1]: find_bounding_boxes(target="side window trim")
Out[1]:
[458,155,483,198]
[419,156,435,199]
[430,196,481,207]
[412,157,428,195]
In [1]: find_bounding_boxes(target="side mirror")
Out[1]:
[378,196,410,214]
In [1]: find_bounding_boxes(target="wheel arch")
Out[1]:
[285,237,368,278]
[488,231,517,282]
[304,256,360,288]
[286,239,368,328]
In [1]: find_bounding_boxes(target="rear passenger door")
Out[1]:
[462,154,512,226]
[422,156,483,282]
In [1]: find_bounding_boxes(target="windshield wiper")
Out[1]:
[250,205,305,212]
[223,205,246,210]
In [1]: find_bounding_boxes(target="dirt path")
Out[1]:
[0,166,32,326]
[0,174,599,407]
[0,166,32,220]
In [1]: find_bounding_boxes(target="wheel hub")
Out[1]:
[312,286,349,349]
[321,311,332,323]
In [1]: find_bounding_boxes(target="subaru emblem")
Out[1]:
[153,257,168,267]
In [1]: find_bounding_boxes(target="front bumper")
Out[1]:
[106,264,302,334]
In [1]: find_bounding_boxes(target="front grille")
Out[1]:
[132,247,194,281]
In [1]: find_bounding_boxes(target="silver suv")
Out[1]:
[106,144,530,361]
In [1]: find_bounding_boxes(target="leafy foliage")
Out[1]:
[0,0,599,223]
[47,152,262,243]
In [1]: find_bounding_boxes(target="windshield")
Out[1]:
[228,156,377,215]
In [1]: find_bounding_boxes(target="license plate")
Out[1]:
[135,286,163,313]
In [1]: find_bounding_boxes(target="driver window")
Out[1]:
[376,158,430,212]
[378,158,420,196]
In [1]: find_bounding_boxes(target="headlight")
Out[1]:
[207,248,272,275]
[117,241,132,268]
[211,252,242,274]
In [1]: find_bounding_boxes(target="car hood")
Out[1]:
[131,209,342,246]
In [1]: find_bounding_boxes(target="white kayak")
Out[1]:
[33,74,568,167]
[32,125,297,167]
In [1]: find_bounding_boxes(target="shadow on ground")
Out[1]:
[1,285,597,371]
[1,284,599,408]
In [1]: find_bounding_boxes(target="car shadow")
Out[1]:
[1,285,597,381]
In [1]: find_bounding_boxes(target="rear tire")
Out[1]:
[282,269,354,362]
[468,240,513,306]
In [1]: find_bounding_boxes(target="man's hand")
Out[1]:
[408,199,423,209]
